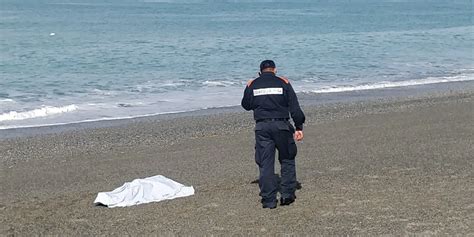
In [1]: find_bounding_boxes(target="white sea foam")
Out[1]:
[0,99,15,103]
[0,108,196,130]
[159,81,186,88]
[1,73,472,130]
[202,80,236,87]
[0,105,78,122]
[91,89,117,96]
[309,74,474,94]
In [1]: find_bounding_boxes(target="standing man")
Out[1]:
[241,60,305,209]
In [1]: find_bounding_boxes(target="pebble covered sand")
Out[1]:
[1,89,473,235]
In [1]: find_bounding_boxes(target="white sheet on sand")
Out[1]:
[94,175,194,208]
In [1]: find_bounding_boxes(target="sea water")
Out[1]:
[1,0,473,129]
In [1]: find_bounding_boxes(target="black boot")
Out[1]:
[261,199,277,209]
[280,196,296,206]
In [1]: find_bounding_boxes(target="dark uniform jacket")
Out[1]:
[241,72,305,131]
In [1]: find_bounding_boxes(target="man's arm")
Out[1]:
[241,81,254,111]
[287,83,305,131]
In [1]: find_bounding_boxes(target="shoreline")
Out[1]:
[1,80,473,140]
[1,84,473,235]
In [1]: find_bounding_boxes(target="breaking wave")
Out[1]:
[0,105,78,122]
[202,80,237,87]
[0,99,15,103]
[309,73,474,94]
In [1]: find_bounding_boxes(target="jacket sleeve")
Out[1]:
[241,85,253,111]
[287,83,305,130]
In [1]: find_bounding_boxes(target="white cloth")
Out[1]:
[94,175,194,208]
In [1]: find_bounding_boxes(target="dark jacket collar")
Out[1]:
[260,71,275,77]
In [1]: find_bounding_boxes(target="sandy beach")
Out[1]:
[1,89,473,235]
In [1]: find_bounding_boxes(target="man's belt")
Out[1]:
[256,118,289,123]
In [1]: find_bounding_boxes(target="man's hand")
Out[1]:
[294,130,304,141]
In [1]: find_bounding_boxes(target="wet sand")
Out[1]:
[1,91,473,235]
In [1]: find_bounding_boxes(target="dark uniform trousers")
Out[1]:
[255,120,297,204]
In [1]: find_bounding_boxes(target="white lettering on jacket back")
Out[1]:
[253,88,283,96]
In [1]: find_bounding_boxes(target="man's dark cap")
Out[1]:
[260,60,276,71]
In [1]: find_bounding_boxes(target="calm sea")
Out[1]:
[1,0,473,129]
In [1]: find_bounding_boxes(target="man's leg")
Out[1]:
[276,130,297,203]
[255,128,277,208]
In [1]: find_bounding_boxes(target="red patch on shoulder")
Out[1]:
[278,76,290,84]
[247,79,255,87]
